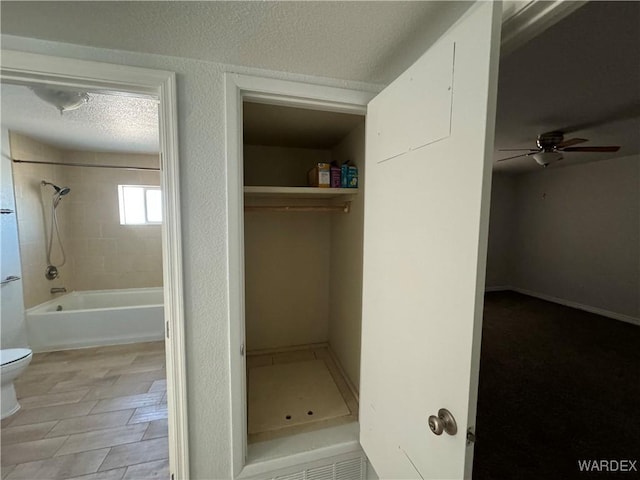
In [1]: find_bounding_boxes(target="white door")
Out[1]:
[359,2,500,479]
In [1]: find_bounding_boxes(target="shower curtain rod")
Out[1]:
[11,158,160,171]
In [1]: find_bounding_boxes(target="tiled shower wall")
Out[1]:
[11,134,71,308]
[10,133,162,309]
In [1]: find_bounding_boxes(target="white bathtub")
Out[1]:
[26,288,164,352]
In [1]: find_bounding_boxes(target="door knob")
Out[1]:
[428,408,457,436]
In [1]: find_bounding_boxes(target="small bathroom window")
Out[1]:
[118,185,162,225]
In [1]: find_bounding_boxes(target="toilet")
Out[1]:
[1,348,33,419]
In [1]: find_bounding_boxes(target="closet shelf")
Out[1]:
[244,186,358,199]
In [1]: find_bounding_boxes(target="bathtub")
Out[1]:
[26,288,164,352]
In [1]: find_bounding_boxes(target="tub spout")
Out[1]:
[51,287,67,294]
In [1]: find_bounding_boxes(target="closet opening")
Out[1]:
[242,100,366,455]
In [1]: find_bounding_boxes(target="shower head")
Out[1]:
[42,181,71,196]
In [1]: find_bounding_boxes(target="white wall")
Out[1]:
[243,145,333,351]
[485,173,516,288]
[486,155,640,321]
[512,155,639,320]
[1,34,381,478]
[329,123,365,390]
[1,129,28,348]
[244,145,331,187]
[244,211,331,350]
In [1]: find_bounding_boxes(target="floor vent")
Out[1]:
[274,457,364,480]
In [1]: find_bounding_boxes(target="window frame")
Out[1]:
[117,184,163,225]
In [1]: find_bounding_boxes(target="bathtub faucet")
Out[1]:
[50,287,67,294]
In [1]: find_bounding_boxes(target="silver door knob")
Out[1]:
[428,408,457,436]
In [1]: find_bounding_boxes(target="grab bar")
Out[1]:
[1,209,14,214]
[1,275,21,285]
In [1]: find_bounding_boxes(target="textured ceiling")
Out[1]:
[493,1,640,173]
[1,85,159,153]
[0,1,472,85]
[1,2,637,173]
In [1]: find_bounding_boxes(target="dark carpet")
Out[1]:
[473,291,640,480]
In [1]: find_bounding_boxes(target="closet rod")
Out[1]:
[11,158,160,171]
[245,203,351,214]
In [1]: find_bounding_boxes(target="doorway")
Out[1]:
[0,53,188,479]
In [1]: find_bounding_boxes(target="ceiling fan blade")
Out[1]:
[557,137,588,148]
[497,152,533,162]
[498,148,539,152]
[562,146,621,152]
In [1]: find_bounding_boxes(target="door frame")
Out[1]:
[224,73,375,477]
[0,50,189,480]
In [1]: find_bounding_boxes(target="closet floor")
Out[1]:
[247,346,358,443]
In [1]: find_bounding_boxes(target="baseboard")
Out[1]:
[484,285,511,292]
[327,346,360,404]
[486,286,640,327]
[30,334,165,353]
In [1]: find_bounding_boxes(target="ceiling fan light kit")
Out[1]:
[532,151,563,166]
[498,131,621,167]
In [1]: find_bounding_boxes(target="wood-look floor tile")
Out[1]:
[130,353,165,365]
[8,401,98,427]
[2,342,168,480]
[66,355,137,372]
[147,380,166,393]
[46,410,134,438]
[104,363,163,376]
[48,377,117,395]
[27,352,51,364]
[128,404,167,425]
[66,468,126,480]
[19,389,90,409]
[14,382,57,398]
[90,392,164,414]
[0,436,68,467]
[95,342,162,356]
[82,383,152,401]
[1,465,15,479]
[15,371,76,386]
[14,372,77,397]
[24,362,73,376]
[1,417,14,429]
[1,421,57,446]
[122,459,169,480]
[54,423,148,457]
[99,437,169,471]
[114,370,166,385]
[142,419,168,440]
[5,448,109,480]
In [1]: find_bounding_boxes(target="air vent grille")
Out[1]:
[275,472,304,480]
[272,456,364,480]
[335,458,363,480]
[306,465,334,480]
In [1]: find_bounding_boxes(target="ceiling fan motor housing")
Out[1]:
[536,131,564,151]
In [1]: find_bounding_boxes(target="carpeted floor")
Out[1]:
[473,291,640,480]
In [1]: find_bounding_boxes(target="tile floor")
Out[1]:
[247,346,358,444]
[1,342,168,480]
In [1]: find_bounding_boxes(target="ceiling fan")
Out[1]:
[497,131,621,167]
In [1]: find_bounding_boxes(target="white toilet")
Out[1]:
[1,348,33,419]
